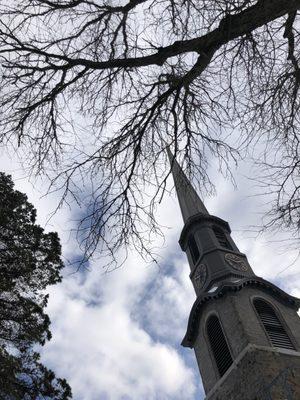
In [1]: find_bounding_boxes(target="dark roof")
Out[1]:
[182,276,300,348]
[167,148,209,222]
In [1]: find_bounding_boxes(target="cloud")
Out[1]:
[42,251,197,400]
[1,145,299,400]
[0,147,200,399]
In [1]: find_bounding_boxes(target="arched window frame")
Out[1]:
[205,313,233,378]
[212,226,233,250]
[187,233,200,264]
[252,297,296,351]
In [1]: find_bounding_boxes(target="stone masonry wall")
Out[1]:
[206,345,300,400]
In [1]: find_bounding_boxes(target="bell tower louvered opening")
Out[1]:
[207,315,233,377]
[213,226,233,250]
[254,299,295,351]
[188,235,200,264]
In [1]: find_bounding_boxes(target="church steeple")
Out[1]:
[169,150,300,400]
[167,147,209,221]
[167,147,255,297]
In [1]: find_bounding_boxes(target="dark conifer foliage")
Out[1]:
[0,173,72,399]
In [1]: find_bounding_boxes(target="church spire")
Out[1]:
[171,146,300,400]
[167,147,209,222]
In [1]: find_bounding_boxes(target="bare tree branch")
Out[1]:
[0,0,300,266]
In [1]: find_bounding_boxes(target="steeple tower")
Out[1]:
[169,150,300,400]
[168,149,255,296]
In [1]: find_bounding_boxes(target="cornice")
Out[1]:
[179,212,231,249]
[181,277,300,348]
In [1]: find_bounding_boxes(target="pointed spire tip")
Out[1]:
[166,146,209,221]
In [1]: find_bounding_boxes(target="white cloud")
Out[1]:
[1,148,200,399]
[42,251,197,400]
[1,144,299,400]
[133,256,194,343]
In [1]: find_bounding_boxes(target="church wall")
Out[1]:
[233,287,300,351]
[193,293,250,393]
[192,287,300,394]
[205,345,300,400]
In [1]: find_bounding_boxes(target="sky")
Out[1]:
[1,147,300,400]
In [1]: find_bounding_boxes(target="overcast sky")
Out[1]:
[1,147,300,400]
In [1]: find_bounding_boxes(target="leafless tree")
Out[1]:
[0,0,300,268]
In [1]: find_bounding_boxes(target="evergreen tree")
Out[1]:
[0,172,72,399]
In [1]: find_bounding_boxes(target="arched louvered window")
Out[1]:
[207,315,233,377]
[213,227,232,250]
[254,299,295,350]
[188,235,200,264]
